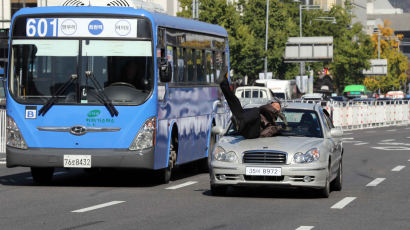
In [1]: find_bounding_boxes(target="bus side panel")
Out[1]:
[156,86,221,168]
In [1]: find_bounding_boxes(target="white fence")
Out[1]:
[329,100,409,130]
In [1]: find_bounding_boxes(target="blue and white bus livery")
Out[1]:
[6,1,230,184]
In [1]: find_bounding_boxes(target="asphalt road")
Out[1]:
[0,125,409,230]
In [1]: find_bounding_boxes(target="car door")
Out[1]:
[319,108,340,177]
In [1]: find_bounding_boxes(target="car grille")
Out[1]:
[243,151,287,164]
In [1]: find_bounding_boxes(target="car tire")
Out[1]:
[210,184,227,196]
[331,159,343,191]
[317,165,330,198]
[31,167,54,185]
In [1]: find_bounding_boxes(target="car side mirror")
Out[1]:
[330,128,343,137]
[212,126,224,135]
[159,58,172,83]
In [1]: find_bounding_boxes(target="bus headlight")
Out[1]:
[6,115,28,149]
[129,117,156,151]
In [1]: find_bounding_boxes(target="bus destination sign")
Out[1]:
[25,18,138,38]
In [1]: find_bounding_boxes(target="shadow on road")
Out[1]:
[0,161,207,188]
[202,186,333,199]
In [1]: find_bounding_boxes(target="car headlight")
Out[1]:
[6,115,28,149]
[129,117,155,151]
[293,148,320,163]
[214,146,238,163]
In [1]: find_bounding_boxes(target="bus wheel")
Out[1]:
[31,167,54,185]
[158,142,177,184]
[200,126,216,172]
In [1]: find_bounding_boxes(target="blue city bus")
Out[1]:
[5,3,230,184]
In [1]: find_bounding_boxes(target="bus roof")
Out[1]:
[343,85,367,93]
[12,6,228,38]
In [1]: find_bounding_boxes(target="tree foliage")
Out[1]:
[363,19,408,93]
[177,0,376,92]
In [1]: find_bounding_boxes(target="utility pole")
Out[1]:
[264,0,269,79]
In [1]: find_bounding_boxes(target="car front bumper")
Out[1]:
[210,160,328,189]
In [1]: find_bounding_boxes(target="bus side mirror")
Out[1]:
[159,58,172,83]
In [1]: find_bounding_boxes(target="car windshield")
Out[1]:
[225,108,323,138]
[10,39,153,105]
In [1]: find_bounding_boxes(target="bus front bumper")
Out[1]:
[6,147,155,169]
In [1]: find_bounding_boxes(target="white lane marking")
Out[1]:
[296,226,314,230]
[71,201,125,213]
[406,137,410,139]
[331,197,357,209]
[26,171,67,180]
[391,165,406,172]
[381,139,395,142]
[354,142,368,146]
[387,129,397,132]
[366,178,386,187]
[342,137,354,140]
[408,159,410,161]
[165,181,198,190]
[0,161,6,165]
[343,132,353,135]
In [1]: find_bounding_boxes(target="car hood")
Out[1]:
[218,135,324,155]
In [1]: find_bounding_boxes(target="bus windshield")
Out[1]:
[10,39,153,105]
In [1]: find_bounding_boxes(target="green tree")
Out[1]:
[364,19,408,93]
[302,4,373,93]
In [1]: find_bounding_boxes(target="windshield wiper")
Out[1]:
[38,74,78,116]
[85,71,119,117]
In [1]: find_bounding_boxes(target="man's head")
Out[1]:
[271,101,281,111]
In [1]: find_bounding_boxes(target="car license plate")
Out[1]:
[63,155,91,168]
[245,167,281,176]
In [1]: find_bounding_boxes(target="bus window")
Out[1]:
[196,49,205,83]
[215,52,223,79]
[177,47,185,82]
[205,50,214,83]
[186,49,194,82]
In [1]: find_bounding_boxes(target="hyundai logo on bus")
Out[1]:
[88,20,104,35]
[70,126,87,136]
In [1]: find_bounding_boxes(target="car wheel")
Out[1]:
[31,167,54,185]
[211,184,227,196]
[318,165,330,198]
[331,159,343,191]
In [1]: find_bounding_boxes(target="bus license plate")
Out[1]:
[245,167,281,176]
[63,155,91,168]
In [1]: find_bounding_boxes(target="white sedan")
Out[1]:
[210,103,343,198]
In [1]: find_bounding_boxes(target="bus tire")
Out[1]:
[201,124,216,172]
[31,167,54,185]
[157,140,177,184]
